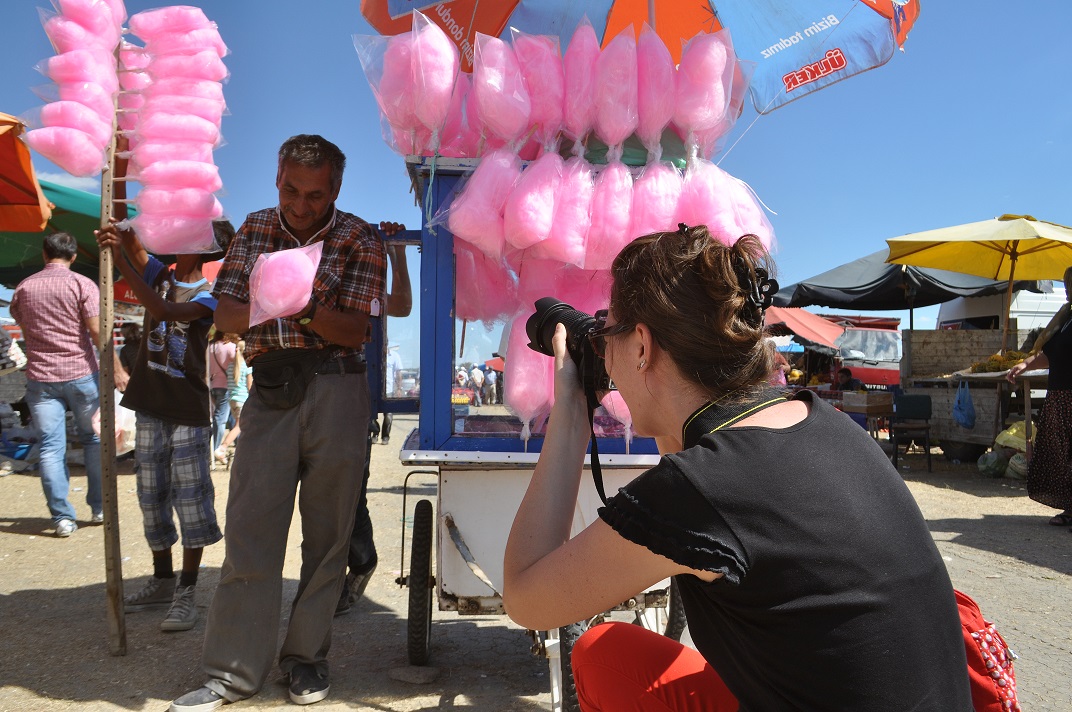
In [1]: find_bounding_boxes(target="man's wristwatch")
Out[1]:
[298,300,317,325]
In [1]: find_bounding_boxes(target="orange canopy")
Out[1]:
[0,113,51,233]
[765,306,845,352]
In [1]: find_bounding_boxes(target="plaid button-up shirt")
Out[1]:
[10,263,99,383]
[214,206,386,362]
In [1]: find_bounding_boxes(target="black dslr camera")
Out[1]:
[525,297,613,411]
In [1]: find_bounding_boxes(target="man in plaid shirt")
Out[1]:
[10,232,128,538]
[173,135,386,712]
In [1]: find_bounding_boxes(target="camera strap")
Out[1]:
[586,402,611,505]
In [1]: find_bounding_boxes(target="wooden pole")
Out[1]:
[99,124,127,656]
[1000,246,1018,354]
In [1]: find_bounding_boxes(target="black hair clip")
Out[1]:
[677,222,690,235]
[736,258,779,327]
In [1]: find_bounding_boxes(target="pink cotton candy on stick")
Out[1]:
[594,28,638,149]
[389,123,432,156]
[127,215,216,254]
[100,0,126,25]
[636,25,676,151]
[446,149,520,259]
[143,94,225,125]
[136,188,222,219]
[138,160,222,192]
[631,163,682,238]
[692,58,752,159]
[120,67,152,92]
[25,126,106,177]
[513,33,564,149]
[412,16,459,138]
[674,32,733,139]
[454,240,518,323]
[145,28,229,58]
[53,0,122,43]
[56,81,114,118]
[251,247,315,319]
[585,161,633,270]
[117,93,142,131]
[129,6,212,38]
[529,157,592,267]
[515,257,565,310]
[503,153,563,251]
[45,50,119,95]
[147,50,228,82]
[438,72,479,158]
[505,311,553,428]
[130,140,214,174]
[375,32,421,134]
[563,21,600,143]
[136,111,221,145]
[725,176,774,250]
[677,159,739,245]
[40,100,112,146]
[473,34,531,145]
[44,14,117,54]
[143,78,224,103]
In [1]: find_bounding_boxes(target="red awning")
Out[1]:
[765,306,845,352]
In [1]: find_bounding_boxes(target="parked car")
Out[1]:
[835,327,901,388]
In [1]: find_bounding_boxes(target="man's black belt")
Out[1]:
[316,354,366,375]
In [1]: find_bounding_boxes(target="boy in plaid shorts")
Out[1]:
[96,215,234,633]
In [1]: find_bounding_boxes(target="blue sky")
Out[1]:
[2,1,1071,356]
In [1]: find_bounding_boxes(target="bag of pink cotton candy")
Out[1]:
[453,239,519,323]
[248,242,325,327]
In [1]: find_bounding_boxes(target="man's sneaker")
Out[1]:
[124,576,176,612]
[54,519,77,537]
[161,585,198,631]
[333,584,351,617]
[170,686,223,712]
[288,664,329,705]
[380,437,389,446]
[349,562,377,601]
[90,511,104,524]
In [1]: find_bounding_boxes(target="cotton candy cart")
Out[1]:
[385,158,686,711]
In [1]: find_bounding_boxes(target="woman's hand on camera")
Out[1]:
[551,323,587,412]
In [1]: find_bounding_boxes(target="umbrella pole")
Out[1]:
[648,0,656,29]
[1000,251,1018,354]
[98,130,127,655]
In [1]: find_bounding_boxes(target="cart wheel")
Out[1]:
[545,622,586,712]
[634,578,688,641]
[407,498,434,665]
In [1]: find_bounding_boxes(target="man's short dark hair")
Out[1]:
[837,367,853,378]
[43,231,78,261]
[278,134,346,189]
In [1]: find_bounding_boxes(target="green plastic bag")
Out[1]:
[977,450,1010,477]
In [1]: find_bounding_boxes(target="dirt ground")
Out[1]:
[1,414,1070,710]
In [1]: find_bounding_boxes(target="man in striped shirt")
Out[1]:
[10,232,127,537]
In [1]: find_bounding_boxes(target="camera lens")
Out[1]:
[526,298,596,358]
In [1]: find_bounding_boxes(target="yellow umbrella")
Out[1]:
[886,214,1072,349]
[0,112,52,232]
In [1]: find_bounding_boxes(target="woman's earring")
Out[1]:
[637,360,646,371]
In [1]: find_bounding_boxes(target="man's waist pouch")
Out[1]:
[251,350,365,409]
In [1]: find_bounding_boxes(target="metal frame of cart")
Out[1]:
[383,158,686,711]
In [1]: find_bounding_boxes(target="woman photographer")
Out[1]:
[503,226,971,711]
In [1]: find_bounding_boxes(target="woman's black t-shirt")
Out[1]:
[599,391,973,711]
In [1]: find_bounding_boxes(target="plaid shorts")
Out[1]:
[134,414,223,551]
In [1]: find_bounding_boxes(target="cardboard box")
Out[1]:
[840,392,894,414]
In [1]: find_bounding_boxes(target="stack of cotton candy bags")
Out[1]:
[117,5,230,254]
[249,242,325,327]
[26,0,125,176]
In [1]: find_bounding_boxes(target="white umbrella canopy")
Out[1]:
[886,214,1072,349]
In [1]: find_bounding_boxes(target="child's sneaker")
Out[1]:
[123,576,176,612]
